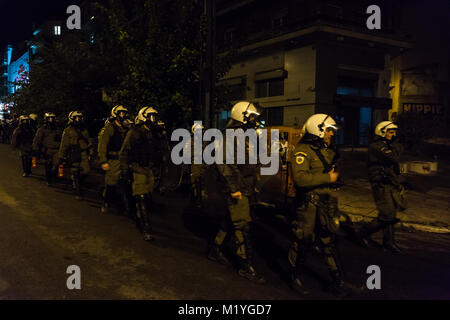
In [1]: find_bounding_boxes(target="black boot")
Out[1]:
[119,174,135,219]
[135,195,154,241]
[354,219,387,248]
[383,225,402,253]
[289,267,309,295]
[236,225,265,284]
[289,241,309,295]
[237,259,266,284]
[72,172,82,199]
[22,156,31,177]
[101,186,115,214]
[329,270,364,298]
[45,160,54,186]
[207,244,231,266]
[26,156,32,175]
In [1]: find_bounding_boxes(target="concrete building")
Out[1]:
[216,0,412,145]
[0,18,65,119]
[389,0,449,125]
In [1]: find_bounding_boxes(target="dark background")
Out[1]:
[0,0,83,49]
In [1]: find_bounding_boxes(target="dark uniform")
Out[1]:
[210,123,264,283]
[189,131,209,208]
[58,123,93,197]
[359,135,404,251]
[119,124,163,239]
[32,122,62,185]
[150,122,170,192]
[98,119,130,213]
[289,134,344,293]
[0,120,9,144]
[11,120,35,177]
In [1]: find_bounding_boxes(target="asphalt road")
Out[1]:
[1,144,449,300]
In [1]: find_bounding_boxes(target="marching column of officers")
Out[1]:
[2,101,406,298]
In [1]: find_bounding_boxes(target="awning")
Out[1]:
[255,69,287,82]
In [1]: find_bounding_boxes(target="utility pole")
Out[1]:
[201,0,216,128]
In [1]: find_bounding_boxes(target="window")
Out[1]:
[217,110,231,130]
[54,26,61,36]
[260,107,284,126]
[255,78,284,98]
[218,77,247,102]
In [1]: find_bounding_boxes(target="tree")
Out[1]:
[10,0,233,131]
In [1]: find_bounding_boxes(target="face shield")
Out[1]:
[117,110,129,121]
[73,115,84,125]
[46,116,56,123]
[244,110,260,128]
[146,113,159,124]
[325,123,339,135]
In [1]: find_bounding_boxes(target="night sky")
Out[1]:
[0,0,83,49]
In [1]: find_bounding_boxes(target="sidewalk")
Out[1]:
[338,149,450,234]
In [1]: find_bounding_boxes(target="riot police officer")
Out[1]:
[98,105,131,214]
[32,112,62,186]
[288,113,360,297]
[356,121,404,253]
[0,120,8,144]
[11,115,35,177]
[189,122,208,208]
[58,111,94,199]
[119,106,163,241]
[29,113,38,132]
[209,101,265,284]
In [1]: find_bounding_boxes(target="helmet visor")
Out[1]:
[117,110,129,119]
[325,124,339,134]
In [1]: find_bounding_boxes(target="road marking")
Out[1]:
[0,186,19,208]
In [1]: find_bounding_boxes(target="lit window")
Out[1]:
[54,26,61,36]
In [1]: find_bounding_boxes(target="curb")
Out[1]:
[343,211,450,234]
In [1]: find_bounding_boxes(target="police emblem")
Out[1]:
[295,151,307,164]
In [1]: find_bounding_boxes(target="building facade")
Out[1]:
[0,19,65,119]
[216,0,412,146]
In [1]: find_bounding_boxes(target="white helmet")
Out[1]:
[29,113,38,121]
[68,111,84,123]
[137,106,158,124]
[111,105,129,119]
[303,114,338,138]
[230,101,260,124]
[191,122,204,134]
[375,121,398,137]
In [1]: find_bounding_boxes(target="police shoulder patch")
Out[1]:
[295,155,305,164]
[294,150,307,165]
